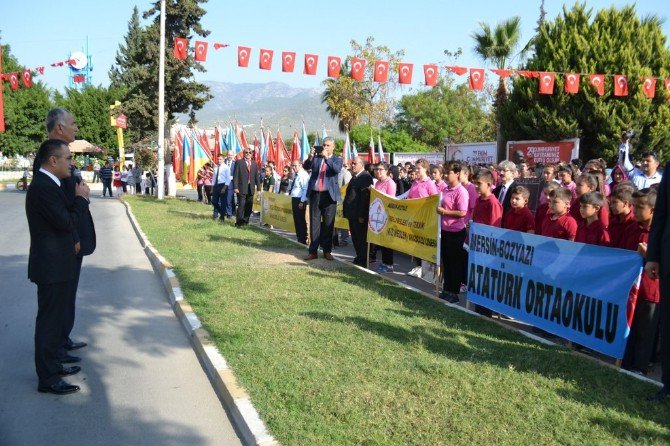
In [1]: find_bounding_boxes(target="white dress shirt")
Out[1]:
[289,169,309,202]
[213,163,231,186]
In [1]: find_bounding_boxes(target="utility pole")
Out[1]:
[157,0,166,199]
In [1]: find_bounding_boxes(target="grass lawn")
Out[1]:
[126,195,670,445]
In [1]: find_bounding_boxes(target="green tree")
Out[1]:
[322,60,366,132]
[501,4,670,162]
[350,124,431,154]
[471,16,522,160]
[0,43,53,155]
[395,78,495,148]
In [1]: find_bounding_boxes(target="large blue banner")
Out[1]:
[467,223,643,359]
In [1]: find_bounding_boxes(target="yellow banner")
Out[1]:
[260,191,296,232]
[335,185,348,230]
[252,193,261,213]
[366,188,440,263]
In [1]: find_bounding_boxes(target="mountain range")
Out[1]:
[177,81,341,138]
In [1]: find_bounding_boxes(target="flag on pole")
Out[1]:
[260,125,268,164]
[322,127,328,140]
[267,131,277,164]
[253,135,261,166]
[352,142,358,158]
[342,130,351,165]
[213,126,221,161]
[193,135,212,177]
[276,131,291,173]
[377,134,384,164]
[300,123,311,161]
[314,131,320,147]
[367,134,375,164]
[291,130,301,161]
[173,130,183,178]
[182,131,192,184]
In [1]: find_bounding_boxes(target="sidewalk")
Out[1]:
[0,190,241,446]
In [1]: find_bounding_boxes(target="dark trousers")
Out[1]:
[292,197,308,244]
[102,179,113,197]
[659,280,670,387]
[308,191,336,254]
[236,192,254,224]
[197,184,204,202]
[203,185,212,204]
[623,299,660,372]
[225,182,235,216]
[348,217,368,264]
[211,184,227,218]
[35,281,71,386]
[440,229,467,294]
[380,246,394,266]
[59,256,83,357]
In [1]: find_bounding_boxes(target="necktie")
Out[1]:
[246,161,251,185]
[214,165,219,186]
[499,185,507,204]
[317,159,327,191]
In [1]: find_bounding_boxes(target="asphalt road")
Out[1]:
[0,190,241,446]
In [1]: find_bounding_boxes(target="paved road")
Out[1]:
[0,191,241,446]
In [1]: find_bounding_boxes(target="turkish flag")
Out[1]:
[373,60,389,83]
[516,70,539,78]
[22,69,32,88]
[423,64,438,86]
[213,43,229,50]
[36,66,44,75]
[398,63,413,84]
[564,73,580,94]
[9,73,19,90]
[304,54,318,75]
[642,77,656,99]
[490,68,513,78]
[665,79,670,100]
[173,37,187,60]
[327,56,341,78]
[259,49,273,70]
[350,57,366,81]
[446,66,467,76]
[589,74,605,96]
[614,75,628,96]
[282,51,296,72]
[538,72,555,95]
[194,41,208,62]
[469,68,485,90]
[238,46,251,67]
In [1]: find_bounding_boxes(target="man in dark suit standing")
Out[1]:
[45,108,96,362]
[493,160,518,216]
[343,156,373,266]
[646,160,670,401]
[27,139,91,395]
[303,137,343,261]
[232,147,260,226]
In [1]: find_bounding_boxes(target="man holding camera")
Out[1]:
[619,130,662,189]
[303,137,343,261]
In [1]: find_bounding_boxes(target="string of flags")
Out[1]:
[172,37,670,100]
[0,56,76,91]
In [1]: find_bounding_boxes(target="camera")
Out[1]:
[314,145,324,155]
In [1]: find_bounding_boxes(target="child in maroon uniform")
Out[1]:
[541,187,578,240]
[471,169,502,227]
[535,181,559,233]
[609,188,637,249]
[503,186,535,233]
[621,188,660,375]
[570,173,610,228]
[575,192,610,246]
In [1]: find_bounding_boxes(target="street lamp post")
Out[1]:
[443,136,451,163]
[156,0,166,199]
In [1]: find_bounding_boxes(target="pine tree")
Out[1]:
[501,4,670,162]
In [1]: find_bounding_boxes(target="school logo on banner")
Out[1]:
[368,198,388,234]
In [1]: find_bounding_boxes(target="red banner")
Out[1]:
[0,45,5,133]
[507,139,579,166]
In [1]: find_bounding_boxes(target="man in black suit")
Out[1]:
[493,160,518,216]
[45,108,96,362]
[27,139,91,395]
[232,147,260,226]
[343,156,373,266]
[645,160,670,402]
[303,137,343,261]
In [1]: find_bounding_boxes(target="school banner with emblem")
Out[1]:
[366,188,440,263]
[467,222,643,359]
[252,193,261,214]
[260,191,296,232]
[335,185,348,230]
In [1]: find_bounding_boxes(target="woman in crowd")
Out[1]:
[113,165,122,196]
[120,165,129,194]
[196,164,207,202]
[279,165,292,194]
[126,164,136,195]
[202,162,213,205]
[262,165,276,192]
[373,162,397,273]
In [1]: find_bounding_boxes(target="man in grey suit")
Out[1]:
[303,137,342,261]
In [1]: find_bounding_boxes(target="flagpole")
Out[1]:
[157,0,166,200]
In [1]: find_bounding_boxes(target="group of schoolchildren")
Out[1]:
[431,154,661,376]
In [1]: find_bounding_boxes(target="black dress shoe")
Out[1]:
[38,380,80,395]
[59,366,81,376]
[59,355,81,364]
[648,387,670,402]
[65,341,87,351]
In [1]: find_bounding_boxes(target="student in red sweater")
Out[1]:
[471,169,502,227]
[541,187,578,241]
[535,181,559,234]
[575,192,610,246]
[621,188,660,375]
[570,173,610,228]
[609,187,638,248]
[503,185,535,233]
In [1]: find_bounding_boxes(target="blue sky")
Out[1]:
[0,0,667,92]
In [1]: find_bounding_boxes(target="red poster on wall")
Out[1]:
[506,138,580,166]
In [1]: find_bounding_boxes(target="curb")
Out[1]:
[122,199,279,446]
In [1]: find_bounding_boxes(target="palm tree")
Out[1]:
[472,16,522,161]
[321,60,366,132]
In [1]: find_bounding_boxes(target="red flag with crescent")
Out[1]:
[446,66,467,76]
[490,68,513,78]
[538,72,555,95]
[469,68,485,90]
[373,60,389,83]
[350,57,366,81]
[564,73,580,94]
[22,69,32,88]
[173,37,187,60]
[614,75,628,96]
[665,79,670,101]
[9,73,19,90]
[327,56,341,78]
[642,76,656,99]
[194,41,208,62]
[398,63,413,84]
[304,54,319,75]
[238,46,251,67]
[213,43,229,50]
[259,49,273,70]
[423,64,438,86]
[516,70,539,78]
[36,66,45,75]
[589,74,605,96]
[282,51,296,72]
